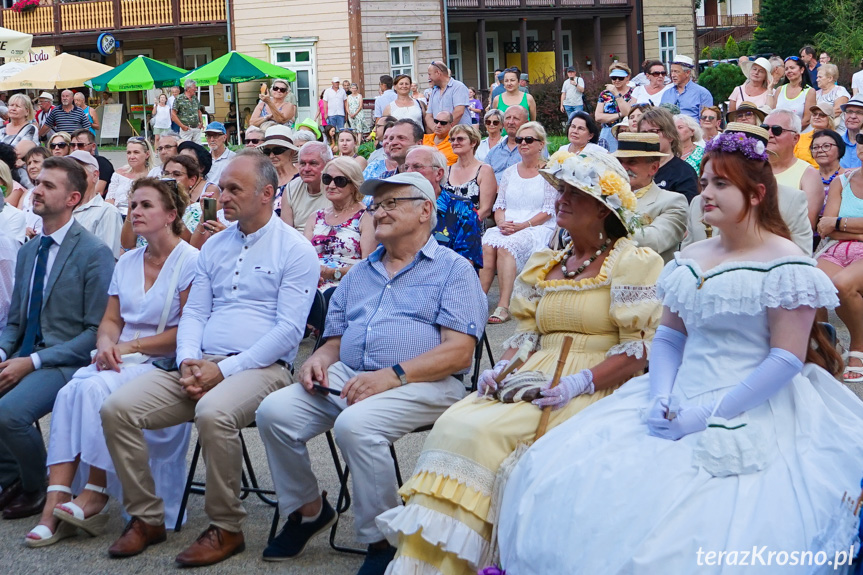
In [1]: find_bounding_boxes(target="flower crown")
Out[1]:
[542,151,641,234]
[705,131,768,162]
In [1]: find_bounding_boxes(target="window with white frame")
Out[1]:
[448,33,462,81]
[659,27,677,65]
[390,41,415,79]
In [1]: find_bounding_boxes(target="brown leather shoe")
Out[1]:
[2,489,46,519]
[175,525,245,567]
[0,479,22,511]
[108,517,167,558]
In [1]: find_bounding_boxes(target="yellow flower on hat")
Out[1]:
[599,171,626,197]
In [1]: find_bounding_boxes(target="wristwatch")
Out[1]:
[333,269,342,280]
[392,363,408,386]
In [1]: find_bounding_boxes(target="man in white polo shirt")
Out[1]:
[204,122,236,186]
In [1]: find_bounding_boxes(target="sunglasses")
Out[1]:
[761,124,795,136]
[262,147,289,156]
[322,174,350,187]
[244,138,262,145]
[648,71,667,77]
[70,142,90,149]
[433,119,450,125]
[49,142,68,149]
[515,136,541,144]
[128,136,146,144]
[485,120,501,126]
[156,144,178,152]
[785,56,801,62]
[271,86,287,93]
[700,115,717,121]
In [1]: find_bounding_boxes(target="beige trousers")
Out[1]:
[101,355,291,532]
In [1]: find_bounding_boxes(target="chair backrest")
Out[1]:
[307,290,328,351]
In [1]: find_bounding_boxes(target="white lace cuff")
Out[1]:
[611,284,659,307]
[503,331,540,352]
[607,340,650,359]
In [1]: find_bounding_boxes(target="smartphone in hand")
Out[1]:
[202,197,217,224]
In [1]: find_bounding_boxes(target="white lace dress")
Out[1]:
[498,255,863,574]
[481,164,556,270]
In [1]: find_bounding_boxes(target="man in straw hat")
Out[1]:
[725,101,766,126]
[613,132,688,262]
[660,54,713,122]
[683,122,812,255]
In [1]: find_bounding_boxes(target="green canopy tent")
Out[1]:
[85,55,188,140]
[182,51,296,144]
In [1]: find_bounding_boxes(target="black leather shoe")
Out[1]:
[2,489,46,519]
[0,479,22,511]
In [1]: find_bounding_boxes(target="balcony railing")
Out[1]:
[448,0,628,8]
[0,0,226,36]
[696,14,756,28]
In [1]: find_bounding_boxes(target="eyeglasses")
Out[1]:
[404,163,432,171]
[515,136,541,144]
[429,61,448,73]
[485,120,501,126]
[368,196,427,213]
[761,124,796,136]
[49,142,68,149]
[271,86,287,93]
[156,144,178,152]
[433,119,450,126]
[262,147,289,156]
[70,142,90,149]
[450,136,469,143]
[159,178,179,193]
[811,143,837,153]
[700,115,717,121]
[648,71,667,77]
[321,173,350,187]
[244,138,262,145]
[164,170,188,178]
[845,109,863,118]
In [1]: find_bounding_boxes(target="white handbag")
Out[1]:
[91,249,190,366]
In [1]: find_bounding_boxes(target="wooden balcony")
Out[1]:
[448,0,628,8]
[696,13,756,28]
[0,0,226,37]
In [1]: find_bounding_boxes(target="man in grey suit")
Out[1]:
[0,157,113,519]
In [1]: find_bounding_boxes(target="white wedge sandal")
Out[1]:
[24,485,78,548]
[52,483,110,537]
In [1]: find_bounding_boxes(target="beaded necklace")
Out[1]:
[560,239,611,278]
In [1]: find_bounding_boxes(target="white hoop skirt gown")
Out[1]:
[498,255,863,574]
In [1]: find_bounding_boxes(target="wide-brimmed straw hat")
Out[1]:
[725,101,767,124]
[540,148,641,235]
[723,122,770,144]
[261,125,299,150]
[611,117,629,139]
[612,132,668,158]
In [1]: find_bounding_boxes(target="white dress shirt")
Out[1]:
[206,147,236,186]
[0,232,17,337]
[0,217,74,366]
[73,194,123,258]
[176,213,319,378]
[0,201,27,244]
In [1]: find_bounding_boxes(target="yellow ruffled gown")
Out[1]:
[377,238,664,575]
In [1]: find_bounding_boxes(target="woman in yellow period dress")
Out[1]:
[377,150,665,575]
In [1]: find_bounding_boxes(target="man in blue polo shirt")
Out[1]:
[39,90,90,138]
[425,61,471,131]
[840,96,863,169]
[660,55,713,122]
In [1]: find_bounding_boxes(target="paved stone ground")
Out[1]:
[2,150,859,573]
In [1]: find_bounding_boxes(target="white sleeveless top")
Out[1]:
[774,85,810,120]
[388,99,424,126]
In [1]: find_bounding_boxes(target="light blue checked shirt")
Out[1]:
[323,236,488,374]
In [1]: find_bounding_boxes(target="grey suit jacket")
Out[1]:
[683,184,813,256]
[632,182,689,263]
[0,220,114,379]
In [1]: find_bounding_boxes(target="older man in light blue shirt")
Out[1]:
[256,172,487,571]
[840,96,863,169]
[660,55,713,121]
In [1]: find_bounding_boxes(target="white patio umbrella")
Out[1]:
[0,61,31,83]
[0,27,32,60]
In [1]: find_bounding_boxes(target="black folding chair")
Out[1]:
[175,290,328,534]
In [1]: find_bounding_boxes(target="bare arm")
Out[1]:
[527,94,537,122]
[359,212,377,257]
[476,164,497,221]
[800,167,826,228]
[589,352,648,392]
[280,198,295,229]
[801,88,816,129]
[90,107,100,130]
[268,102,296,125]
[451,105,467,125]
[249,101,268,127]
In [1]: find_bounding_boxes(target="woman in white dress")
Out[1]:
[106,137,153,214]
[497,128,863,574]
[383,74,426,129]
[25,178,199,547]
[480,122,556,323]
[151,93,174,150]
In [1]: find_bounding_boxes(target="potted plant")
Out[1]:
[11,0,41,13]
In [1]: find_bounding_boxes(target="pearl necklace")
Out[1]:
[560,239,610,278]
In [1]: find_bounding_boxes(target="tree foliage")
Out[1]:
[698,63,746,104]
[753,0,827,56]
[815,0,863,65]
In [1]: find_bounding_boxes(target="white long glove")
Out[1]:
[715,347,803,419]
[646,325,688,422]
[478,360,509,396]
[532,369,594,410]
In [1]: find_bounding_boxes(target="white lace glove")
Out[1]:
[532,369,594,410]
[478,360,509,397]
[647,403,713,440]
